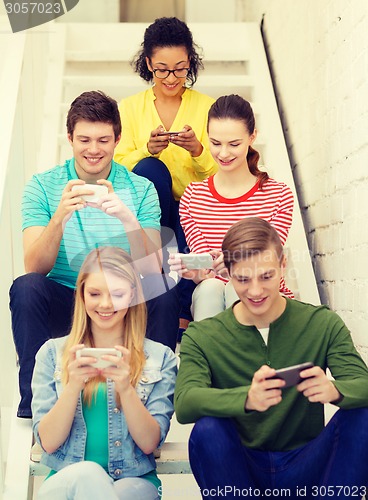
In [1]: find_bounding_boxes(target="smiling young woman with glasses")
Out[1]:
[114,17,218,339]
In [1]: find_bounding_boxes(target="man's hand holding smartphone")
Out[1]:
[245,362,315,413]
[294,364,343,404]
[266,362,314,388]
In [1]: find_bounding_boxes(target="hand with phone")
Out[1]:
[246,362,342,412]
[208,250,230,280]
[101,345,132,394]
[266,362,314,388]
[91,179,138,229]
[178,253,214,270]
[245,364,286,412]
[71,183,108,203]
[295,364,342,404]
[146,125,172,156]
[76,347,122,369]
[168,252,215,283]
[53,180,92,226]
[168,124,203,157]
[73,345,132,393]
[68,344,100,391]
[147,124,203,157]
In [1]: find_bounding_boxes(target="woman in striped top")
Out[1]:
[169,94,294,320]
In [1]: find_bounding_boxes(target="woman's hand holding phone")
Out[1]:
[168,124,203,157]
[168,253,215,283]
[102,346,132,394]
[147,126,171,155]
[68,345,99,391]
[209,250,230,279]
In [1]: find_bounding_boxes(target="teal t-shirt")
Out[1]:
[82,383,109,469]
[22,159,160,289]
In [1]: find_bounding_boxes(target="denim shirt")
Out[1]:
[31,337,177,479]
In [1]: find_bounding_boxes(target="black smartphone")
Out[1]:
[157,131,181,136]
[267,362,314,388]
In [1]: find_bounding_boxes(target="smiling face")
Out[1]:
[230,246,286,327]
[68,120,121,181]
[208,118,257,173]
[83,270,134,338]
[146,45,189,98]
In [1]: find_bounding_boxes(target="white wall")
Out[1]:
[0,16,55,410]
[57,0,119,22]
[241,0,368,360]
[120,0,185,22]
[185,0,236,22]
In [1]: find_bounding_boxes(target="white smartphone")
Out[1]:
[179,253,214,270]
[71,184,108,202]
[76,347,121,369]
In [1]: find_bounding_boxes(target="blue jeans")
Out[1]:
[37,461,159,500]
[133,157,196,322]
[9,272,179,417]
[189,410,368,499]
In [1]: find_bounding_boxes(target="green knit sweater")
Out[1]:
[174,298,368,451]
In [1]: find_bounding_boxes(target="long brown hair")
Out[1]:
[208,94,269,188]
[61,247,147,405]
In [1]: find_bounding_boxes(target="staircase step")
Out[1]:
[64,22,253,63]
[30,441,191,477]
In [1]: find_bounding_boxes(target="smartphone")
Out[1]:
[267,362,314,388]
[76,347,122,369]
[179,253,214,270]
[71,184,108,202]
[157,131,181,136]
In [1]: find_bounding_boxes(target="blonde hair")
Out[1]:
[61,247,147,405]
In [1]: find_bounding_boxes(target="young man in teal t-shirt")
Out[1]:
[10,91,179,418]
[175,217,368,496]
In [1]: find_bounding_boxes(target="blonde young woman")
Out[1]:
[32,247,177,500]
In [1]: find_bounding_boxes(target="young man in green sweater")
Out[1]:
[175,217,368,498]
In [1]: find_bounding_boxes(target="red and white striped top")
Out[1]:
[179,175,294,296]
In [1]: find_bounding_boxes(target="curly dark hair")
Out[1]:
[132,17,203,87]
[67,90,121,140]
[208,94,269,189]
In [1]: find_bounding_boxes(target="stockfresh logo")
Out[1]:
[4,0,79,32]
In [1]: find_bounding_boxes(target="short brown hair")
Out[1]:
[222,217,283,271]
[66,90,121,140]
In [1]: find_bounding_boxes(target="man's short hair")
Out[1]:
[222,217,284,271]
[66,90,122,140]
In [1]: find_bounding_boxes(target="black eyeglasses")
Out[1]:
[152,68,189,79]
